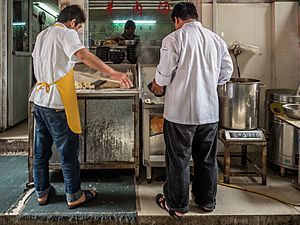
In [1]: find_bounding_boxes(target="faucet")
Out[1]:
[296,81,300,95]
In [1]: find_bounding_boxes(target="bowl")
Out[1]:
[283,103,300,120]
[125,40,135,45]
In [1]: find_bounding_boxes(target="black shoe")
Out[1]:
[199,206,215,213]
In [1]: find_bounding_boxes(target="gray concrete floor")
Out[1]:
[1,121,300,220]
[137,171,300,216]
[0,120,28,140]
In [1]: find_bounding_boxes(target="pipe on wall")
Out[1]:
[212,0,218,33]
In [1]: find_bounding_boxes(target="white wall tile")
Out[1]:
[255,3,272,29]
[255,28,272,53]
[275,74,300,89]
[274,2,298,28]
[274,27,298,53]
[275,52,299,89]
[231,53,271,79]
[219,27,256,47]
[202,3,212,30]
[218,4,256,29]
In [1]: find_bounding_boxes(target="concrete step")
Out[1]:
[0,120,28,155]
[0,138,28,155]
[1,214,299,225]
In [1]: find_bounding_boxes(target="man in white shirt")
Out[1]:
[152,2,233,218]
[30,5,132,209]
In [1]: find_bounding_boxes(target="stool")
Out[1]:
[218,136,267,185]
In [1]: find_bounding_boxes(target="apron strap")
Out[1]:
[36,81,56,93]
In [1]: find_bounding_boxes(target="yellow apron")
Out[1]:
[36,24,82,134]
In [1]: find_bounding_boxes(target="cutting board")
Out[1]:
[74,71,120,88]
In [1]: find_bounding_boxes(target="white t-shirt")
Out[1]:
[29,22,85,109]
[155,21,233,125]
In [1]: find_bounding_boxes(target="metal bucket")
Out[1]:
[218,78,261,130]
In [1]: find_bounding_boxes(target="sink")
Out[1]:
[283,103,300,120]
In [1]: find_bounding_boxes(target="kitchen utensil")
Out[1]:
[74,71,120,84]
[91,80,107,88]
[125,40,135,45]
[283,103,300,120]
[296,82,300,95]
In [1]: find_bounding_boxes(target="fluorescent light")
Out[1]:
[33,2,59,17]
[112,20,156,24]
[13,22,26,26]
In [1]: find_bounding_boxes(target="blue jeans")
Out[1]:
[163,120,218,213]
[33,104,83,202]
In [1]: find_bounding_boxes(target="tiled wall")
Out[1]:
[273,2,299,89]
[202,2,299,127]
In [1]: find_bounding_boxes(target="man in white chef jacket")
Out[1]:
[151,2,233,218]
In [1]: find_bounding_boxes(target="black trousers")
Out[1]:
[163,119,218,213]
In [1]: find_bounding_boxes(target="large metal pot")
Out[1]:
[218,78,261,130]
[265,89,300,171]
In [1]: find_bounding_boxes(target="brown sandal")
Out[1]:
[67,190,96,209]
[38,186,55,206]
[155,193,185,219]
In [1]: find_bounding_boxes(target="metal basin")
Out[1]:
[218,78,261,130]
[283,103,300,120]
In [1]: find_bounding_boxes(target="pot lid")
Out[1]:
[229,78,260,84]
[267,89,300,103]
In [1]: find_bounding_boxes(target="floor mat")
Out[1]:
[0,156,27,213]
[20,171,137,223]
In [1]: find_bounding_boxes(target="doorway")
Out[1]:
[7,0,32,127]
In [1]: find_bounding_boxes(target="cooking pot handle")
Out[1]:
[259,83,265,88]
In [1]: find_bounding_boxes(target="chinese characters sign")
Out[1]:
[106,0,171,15]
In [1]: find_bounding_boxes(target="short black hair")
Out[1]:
[57,5,86,25]
[124,20,136,29]
[171,2,198,23]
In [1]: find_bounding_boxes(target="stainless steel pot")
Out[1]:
[265,89,300,171]
[218,78,261,130]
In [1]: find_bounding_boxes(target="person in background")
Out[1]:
[108,20,141,63]
[150,2,233,218]
[110,20,140,45]
[29,4,132,209]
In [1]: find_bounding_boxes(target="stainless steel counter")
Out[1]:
[276,115,300,129]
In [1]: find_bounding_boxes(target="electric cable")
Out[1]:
[218,181,300,208]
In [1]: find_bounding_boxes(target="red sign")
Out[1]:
[132,0,143,16]
[106,0,113,15]
[158,1,170,15]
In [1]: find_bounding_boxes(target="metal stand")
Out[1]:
[218,135,267,185]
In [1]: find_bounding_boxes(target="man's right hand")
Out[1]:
[110,71,133,88]
[75,48,133,88]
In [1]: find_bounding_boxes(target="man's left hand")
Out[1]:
[151,79,164,96]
